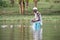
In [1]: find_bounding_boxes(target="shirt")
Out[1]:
[34,11,43,25]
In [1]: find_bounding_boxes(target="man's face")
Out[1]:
[33,10,37,13]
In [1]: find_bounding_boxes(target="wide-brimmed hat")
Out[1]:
[33,7,38,10]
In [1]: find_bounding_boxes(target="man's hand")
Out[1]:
[31,18,36,22]
[32,20,35,22]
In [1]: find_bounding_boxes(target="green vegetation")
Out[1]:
[0,1,60,15]
[0,0,60,40]
[0,0,7,7]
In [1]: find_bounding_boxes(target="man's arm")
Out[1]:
[31,18,37,22]
[40,14,43,25]
[32,13,40,22]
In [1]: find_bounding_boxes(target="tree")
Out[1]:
[19,0,29,14]
[26,0,29,8]
[10,0,14,7]
[33,0,38,7]
[33,0,40,7]
[18,0,39,14]
[19,0,25,14]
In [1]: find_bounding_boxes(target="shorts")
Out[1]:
[32,21,41,31]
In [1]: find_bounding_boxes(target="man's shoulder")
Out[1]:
[37,11,41,14]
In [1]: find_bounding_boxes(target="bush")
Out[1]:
[0,0,3,6]
[0,0,8,7]
[0,0,12,7]
[46,0,49,2]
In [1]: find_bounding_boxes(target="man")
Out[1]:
[31,7,42,40]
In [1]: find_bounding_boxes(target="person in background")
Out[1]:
[31,7,43,40]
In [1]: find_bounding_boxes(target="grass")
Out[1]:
[0,15,60,40]
[0,2,60,15]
